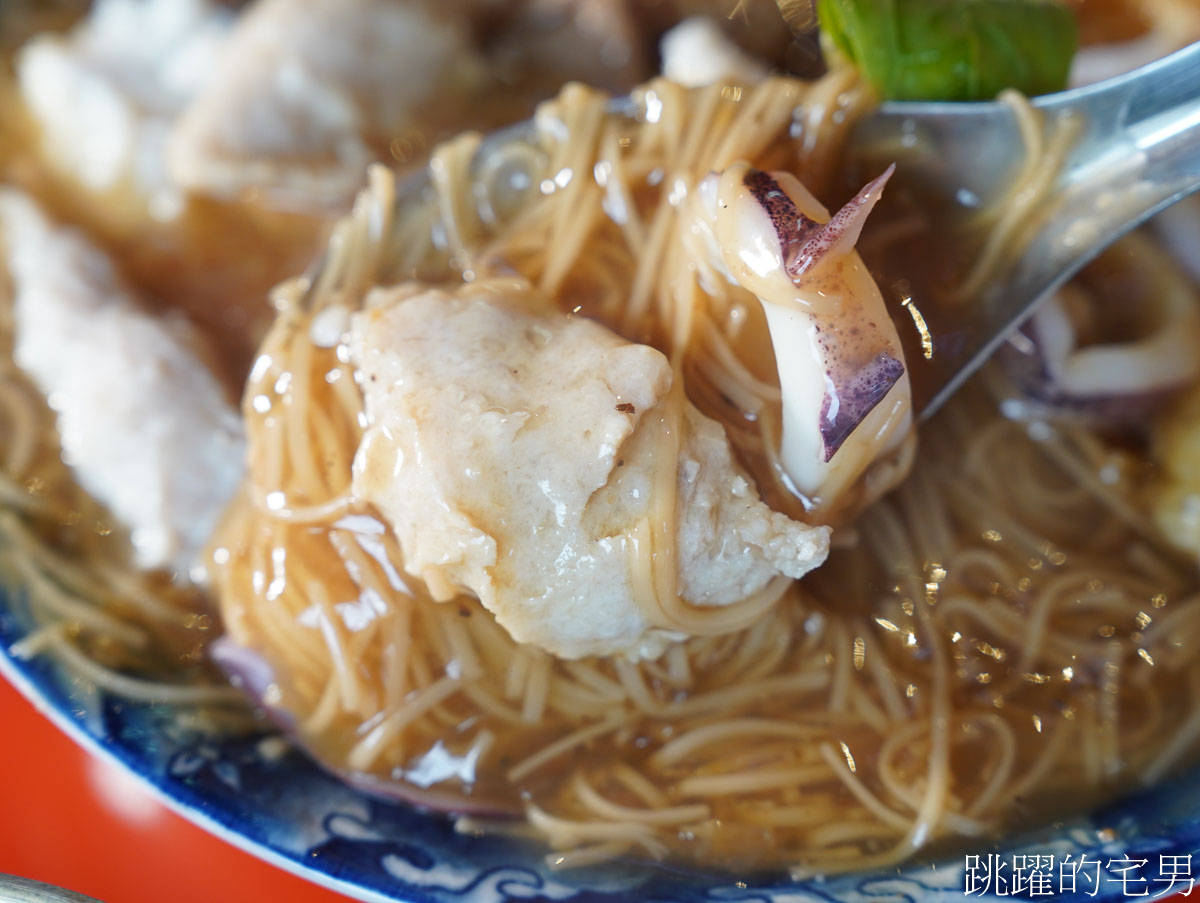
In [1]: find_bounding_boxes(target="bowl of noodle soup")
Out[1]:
[4,1,1200,902]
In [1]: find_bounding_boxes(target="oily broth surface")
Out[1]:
[223,289,1200,873]
[210,75,1200,873]
[0,8,1199,877]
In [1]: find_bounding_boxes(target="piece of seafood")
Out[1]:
[0,190,244,577]
[15,0,231,217]
[167,0,481,212]
[686,162,914,519]
[350,281,829,660]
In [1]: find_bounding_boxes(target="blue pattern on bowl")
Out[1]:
[3,590,1199,903]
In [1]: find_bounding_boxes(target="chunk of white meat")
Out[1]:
[349,285,829,660]
[16,0,231,218]
[674,402,828,605]
[167,0,482,212]
[0,190,245,578]
[660,16,768,88]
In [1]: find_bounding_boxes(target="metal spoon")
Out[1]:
[854,41,1200,418]
[0,874,103,903]
[313,41,1200,422]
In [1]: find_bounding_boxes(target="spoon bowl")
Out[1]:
[854,41,1200,417]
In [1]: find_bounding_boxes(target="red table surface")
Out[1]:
[3,672,1194,903]
[0,675,351,903]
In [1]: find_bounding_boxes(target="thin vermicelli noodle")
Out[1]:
[950,91,1083,303]
[2,0,1198,887]
[197,70,1200,875]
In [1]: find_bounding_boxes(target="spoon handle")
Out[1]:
[921,42,1200,417]
[1054,40,1200,191]
[1028,41,1200,278]
[868,41,1200,418]
[0,875,103,903]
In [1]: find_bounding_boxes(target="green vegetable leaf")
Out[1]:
[816,0,1078,101]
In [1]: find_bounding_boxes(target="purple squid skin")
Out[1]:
[1001,330,1179,430]
[209,636,518,817]
[742,166,906,463]
[211,635,287,722]
[819,352,905,461]
[740,164,894,280]
[743,168,819,269]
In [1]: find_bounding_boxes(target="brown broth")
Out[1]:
[5,2,1200,878]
